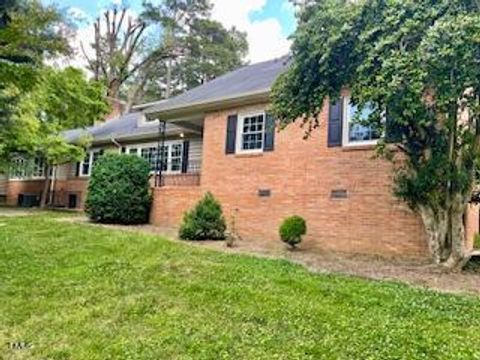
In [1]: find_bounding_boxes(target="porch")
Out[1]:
[155,160,202,187]
[149,115,204,189]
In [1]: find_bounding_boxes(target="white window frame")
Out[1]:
[79,149,103,177]
[236,111,266,154]
[31,157,45,179]
[9,156,46,180]
[126,141,184,174]
[9,157,27,180]
[342,97,381,147]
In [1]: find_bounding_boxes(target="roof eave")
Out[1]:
[145,89,271,121]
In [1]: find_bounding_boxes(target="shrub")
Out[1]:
[279,215,307,249]
[179,192,226,240]
[85,153,151,225]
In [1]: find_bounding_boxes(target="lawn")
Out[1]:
[1,213,480,359]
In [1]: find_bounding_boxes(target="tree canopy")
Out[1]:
[0,1,109,207]
[140,0,248,102]
[271,0,480,268]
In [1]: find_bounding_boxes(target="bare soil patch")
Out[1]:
[58,216,480,296]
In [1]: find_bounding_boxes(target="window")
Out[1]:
[32,157,45,178]
[10,157,27,179]
[343,100,381,145]
[140,146,160,172]
[80,150,103,176]
[237,113,265,153]
[170,143,183,172]
[132,142,183,173]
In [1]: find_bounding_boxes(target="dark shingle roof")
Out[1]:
[64,112,184,144]
[145,56,289,115]
[64,56,289,144]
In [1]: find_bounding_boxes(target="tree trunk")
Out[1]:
[444,195,470,270]
[39,165,52,209]
[165,58,172,99]
[418,199,470,270]
[418,205,448,264]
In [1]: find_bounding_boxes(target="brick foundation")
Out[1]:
[150,187,203,229]
[6,180,45,206]
[6,178,89,209]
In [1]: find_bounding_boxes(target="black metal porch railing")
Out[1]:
[155,160,201,187]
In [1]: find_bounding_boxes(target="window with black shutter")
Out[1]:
[225,114,237,154]
[264,113,275,152]
[328,98,344,147]
[181,140,189,173]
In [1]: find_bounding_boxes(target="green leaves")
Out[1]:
[85,154,152,225]
[0,66,108,168]
[179,192,227,241]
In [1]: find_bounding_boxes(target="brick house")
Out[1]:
[4,57,479,258]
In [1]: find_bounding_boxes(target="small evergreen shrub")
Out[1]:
[85,153,151,225]
[179,192,226,240]
[279,215,307,249]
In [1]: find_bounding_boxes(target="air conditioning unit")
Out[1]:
[17,193,41,208]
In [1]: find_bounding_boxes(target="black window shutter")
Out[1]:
[328,98,344,147]
[264,113,275,152]
[225,114,238,154]
[75,162,80,177]
[181,140,190,173]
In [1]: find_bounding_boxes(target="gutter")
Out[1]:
[145,89,271,121]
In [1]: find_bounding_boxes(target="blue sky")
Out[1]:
[43,0,296,63]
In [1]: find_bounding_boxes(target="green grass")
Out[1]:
[1,213,480,359]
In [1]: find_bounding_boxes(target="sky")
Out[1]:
[42,0,296,66]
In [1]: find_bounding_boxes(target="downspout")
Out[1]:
[111,137,122,150]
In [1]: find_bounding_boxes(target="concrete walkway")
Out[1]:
[0,206,38,217]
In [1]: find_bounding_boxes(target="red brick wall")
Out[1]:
[201,104,429,257]
[150,187,203,229]
[53,179,89,208]
[6,178,89,208]
[151,102,434,258]
[6,180,44,206]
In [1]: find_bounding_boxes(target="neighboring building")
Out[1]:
[3,57,479,258]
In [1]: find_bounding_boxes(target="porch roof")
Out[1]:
[63,112,187,145]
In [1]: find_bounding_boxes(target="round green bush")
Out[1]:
[85,153,152,224]
[179,192,226,240]
[279,215,307,248]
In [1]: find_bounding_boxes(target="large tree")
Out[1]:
[141,0,212,99]
[0,1,109,207]
[0,0,71,169]
[271,0,480,269]
[9,67,108,207]
[81,6,171,101]
[140,0,248,102]
[178,19,248,89]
